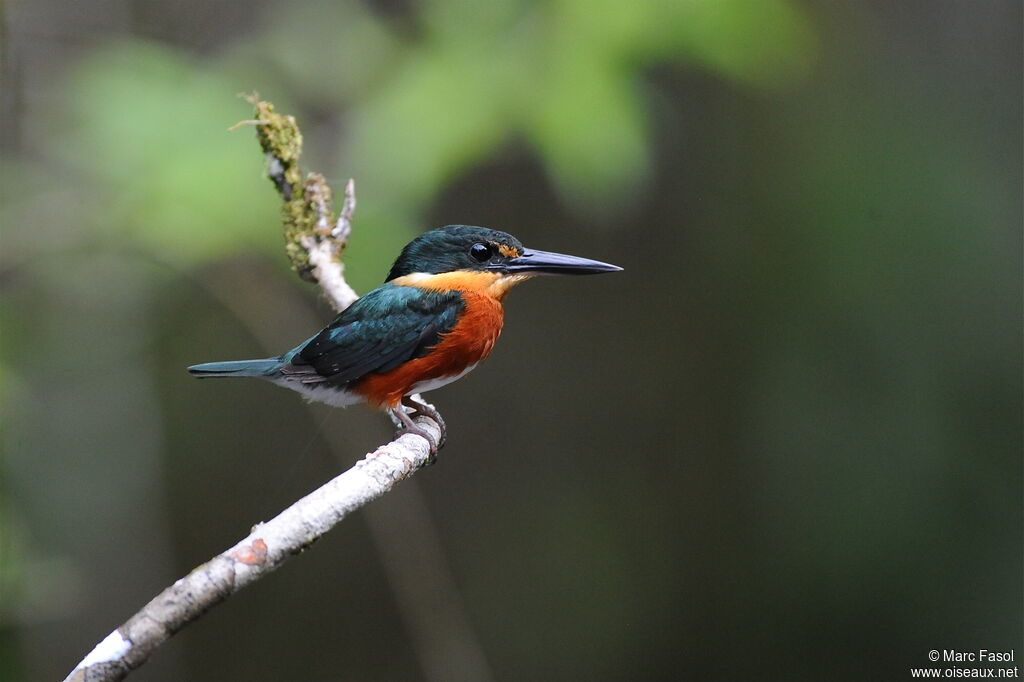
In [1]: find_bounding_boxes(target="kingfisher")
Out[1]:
[188,225,621,452]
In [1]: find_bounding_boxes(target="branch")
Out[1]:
[246,94,359,312]
[64,96,444,682]
[195,262,494,682]
[64,425,441,682]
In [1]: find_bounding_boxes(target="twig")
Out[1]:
[64,96,445,681]
[244,94,358,312]
[64,424,441,682]
[196,260,494,682]
[300,175,359,313]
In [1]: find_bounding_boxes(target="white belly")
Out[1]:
[270,378,364,408]
[409,363,478,395]
[270,362,479,408]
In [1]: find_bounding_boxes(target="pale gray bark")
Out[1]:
[63,419,441,682]
[64,100,446,682]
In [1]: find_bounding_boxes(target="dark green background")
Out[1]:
[1,1,1020,680]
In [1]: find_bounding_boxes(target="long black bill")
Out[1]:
[494,248,623,275]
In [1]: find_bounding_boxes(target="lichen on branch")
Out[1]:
[242,94,357,311]
[63,96,440,682]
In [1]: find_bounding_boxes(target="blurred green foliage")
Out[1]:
[52,43,282,261]
[8,0,814,289]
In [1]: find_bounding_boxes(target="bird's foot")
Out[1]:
[402,395,447,446]
[389,403,443,464]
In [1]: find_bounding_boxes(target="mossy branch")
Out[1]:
[244,94,358,311]
[63,97,442,682]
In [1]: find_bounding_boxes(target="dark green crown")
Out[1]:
[386,225,525,281]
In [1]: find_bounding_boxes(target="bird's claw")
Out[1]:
[390,401,446,464]
[402,396,447,450]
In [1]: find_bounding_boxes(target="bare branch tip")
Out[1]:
[338,178,357,228]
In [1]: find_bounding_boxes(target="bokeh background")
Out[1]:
[1,1,1020,680]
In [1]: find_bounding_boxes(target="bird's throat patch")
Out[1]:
[391,270,532,300]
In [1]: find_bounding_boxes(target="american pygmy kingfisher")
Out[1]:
[188,225,621,451]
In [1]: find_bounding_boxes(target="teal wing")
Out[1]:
[285,284,464,385]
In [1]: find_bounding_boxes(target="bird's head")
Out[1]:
[386,225,621,297]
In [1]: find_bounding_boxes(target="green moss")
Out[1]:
[244,97,344,282]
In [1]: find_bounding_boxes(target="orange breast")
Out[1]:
[354,291,504,407]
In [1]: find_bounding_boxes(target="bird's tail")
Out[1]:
[187,358,281,378]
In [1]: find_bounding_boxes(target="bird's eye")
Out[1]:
[469,242,493,262]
